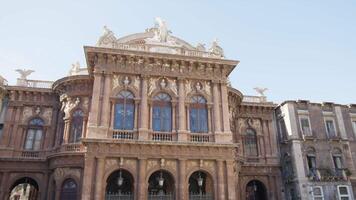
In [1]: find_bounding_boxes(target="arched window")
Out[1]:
[24,118,44,150]
[114,90,135,130]
[152,93,172,132]
[244,128,258,156]
[69,110,84,143]
[190,96,208,133]
[60,179,78,200]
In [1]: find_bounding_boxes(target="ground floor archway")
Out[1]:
[246,180,267,200]
[148,170,175,200]
[105,169,134,200]
[60,178,78,200]
[188,170,214,200]
[8,177,39,200]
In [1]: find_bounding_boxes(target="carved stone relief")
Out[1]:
[53,167,81,182]
[22,106,33,123]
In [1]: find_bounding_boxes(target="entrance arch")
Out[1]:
[246,180,267,200]
[60,178,78,200]
[188,170,214,200]
[148,170,175,199]
[9,177,39,200]
[105,169,134,200]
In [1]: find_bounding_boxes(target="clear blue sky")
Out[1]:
[0,0,355,104]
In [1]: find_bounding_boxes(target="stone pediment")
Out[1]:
[96,17,225,59]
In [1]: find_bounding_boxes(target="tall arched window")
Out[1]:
[24,118,44,150]
[152,93,172,132]
[69,110,84,143]
[190,96,208,133]
[60,179,78,200]
[244,128,258,156]
[114,90,135,130]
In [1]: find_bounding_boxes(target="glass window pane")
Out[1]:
[199,108,208,132]
[25,129,35,150]
[190,109,198,132]
[33,130,42,150]
[339,187,348,195]
[114,104,124,129]
[124,104,134,130]
[153,107,161,131]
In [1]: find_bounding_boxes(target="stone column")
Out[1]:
[94,157,105,200]
[0,172,9,200]
[81,156,95,200]
[139,76,149,140]
[177,79,187,141]
[134,101,140,131]
[212,81,221,133]
[217,160,226,200]
[88,71,103,127]
[226,160,236,200]
[178,159,187,200]
[137,158,147,199]
[101,73,112,127]
[220,81,230,133]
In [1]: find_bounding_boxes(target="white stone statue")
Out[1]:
[254,87,268,97]
[96,25,118,47]
[69,62,81,75]
[15,69,34,80]
[154,17,170,42]
[209,39,224,58]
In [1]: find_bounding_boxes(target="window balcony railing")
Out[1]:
[151,132,177,141]
[12,150,44,159]
[188,133,213,143]
[60,143,84,152]
[111,130,137,140]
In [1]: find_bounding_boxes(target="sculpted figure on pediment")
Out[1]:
[133,76,140,90]
[148,78,158,96]
[22,106,33,123]
[112,75,121,89]
[62,97,80,118]
[184,80,192,96]
[42,108,53,124]
[169,79,178,96]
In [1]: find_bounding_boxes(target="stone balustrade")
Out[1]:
[111,130,137,140]
[114,43,223,59]
[242,95,267,103]
[188,133,213,143]
[16,78,53,89]
[150,132,177,141]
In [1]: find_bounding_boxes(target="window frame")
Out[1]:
[189,96,208,133]
[24,118,44,150]
[324,118,337,138]
[113,90,135,130]
[311,186,324,200]
[337,185,351,200]
[69,109,84,143]
[152,93,172,132]
[351,120,356,138]
[299,115,312,136]
[244,128,258,157]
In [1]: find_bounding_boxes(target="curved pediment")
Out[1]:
[96,17,225,59]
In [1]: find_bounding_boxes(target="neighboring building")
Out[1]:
[276,100,356,200]
[0,18,282,200]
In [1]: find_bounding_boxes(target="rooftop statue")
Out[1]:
[154,17,171,43]
[254,87,268,97]
[96,25,118,48]
[209,39,224,58]
[15,69,34,80]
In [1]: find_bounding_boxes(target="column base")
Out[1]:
[177,130,188,142]
[138,128,149,140]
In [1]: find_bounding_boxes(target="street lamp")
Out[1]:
[158,171,164,187]
[117,170,124,187]
[197,172,203,196]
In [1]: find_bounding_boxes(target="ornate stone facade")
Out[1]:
[0,19,282,200]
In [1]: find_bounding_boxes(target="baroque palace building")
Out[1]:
[7,17,356,200]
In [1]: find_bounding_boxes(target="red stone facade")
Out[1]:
[0,25,282,200]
